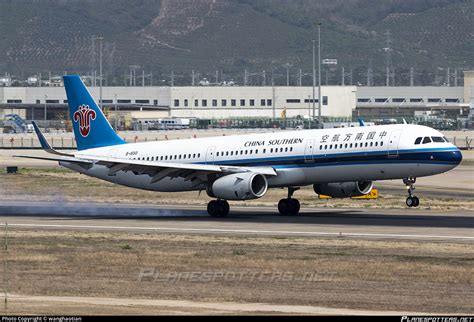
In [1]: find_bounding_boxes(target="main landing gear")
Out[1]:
[403,177,420,208]
[278,187,301,216]
[207,199,230,217]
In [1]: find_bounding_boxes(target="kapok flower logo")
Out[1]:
[73,104,96,137]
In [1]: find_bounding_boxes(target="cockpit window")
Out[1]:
[414,137,422,145]
[431,136,444,143]
[443,136,449,143]
[422,137,431,144]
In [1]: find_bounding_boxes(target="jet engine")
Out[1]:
[207,172,268,200]
[313,181,373,198]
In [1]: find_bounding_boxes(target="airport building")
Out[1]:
[0,71,473,129]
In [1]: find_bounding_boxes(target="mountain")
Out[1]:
[0,0,472,85]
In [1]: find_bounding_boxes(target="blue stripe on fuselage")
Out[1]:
[200,147,462,168]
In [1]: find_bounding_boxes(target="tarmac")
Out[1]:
[1,202,473,241]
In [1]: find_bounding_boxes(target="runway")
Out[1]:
[1,201,473,241]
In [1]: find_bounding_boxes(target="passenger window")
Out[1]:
[263,149,266,153]
[365,142,368,147]
[414,137,422,145]
[375,142,378,147]
[370,142,373,147]
[380,141,383,146]
[290,147,293,152]
[355,143,358,148]
[320,145,322,150]
[422,137,431,144]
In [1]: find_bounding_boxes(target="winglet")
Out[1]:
[358,118,366,126]
[32,121,73,157]
[32,121,52,150]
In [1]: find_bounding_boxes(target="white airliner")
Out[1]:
[22,75,463,216]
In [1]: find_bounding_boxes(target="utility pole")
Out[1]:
[367,60,373,87]
[384,30,393,86]
[4,223,8,313]
[192,70,195,86]
[244,69,248,86]
[114,93,118,131]
[97,35,104,109]
[342,66,345,86]
[44,95,47,122]
[447,67,450,87]
[317,23,322,129]
[171,70,174,86]
[410,67,414,86]
[312,38,316,122]
[283,63,292,86]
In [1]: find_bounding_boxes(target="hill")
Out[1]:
[0,0,472,85]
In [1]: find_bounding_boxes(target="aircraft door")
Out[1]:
[206,146,216,164]
[388,130,402,156]
[304,139,315,162]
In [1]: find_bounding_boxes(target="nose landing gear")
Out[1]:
[403,177,419,207]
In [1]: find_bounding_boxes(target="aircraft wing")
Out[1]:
[15,153,276,186]
[82,154,277,185]
[16,121,277,186]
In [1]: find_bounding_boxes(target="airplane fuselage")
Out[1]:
[61,124,462,192]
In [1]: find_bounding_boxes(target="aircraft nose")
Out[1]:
[452,149,463,165]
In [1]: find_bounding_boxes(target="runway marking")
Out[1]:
[7,223,474,241]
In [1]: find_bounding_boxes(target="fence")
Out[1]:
[0,130,472,150]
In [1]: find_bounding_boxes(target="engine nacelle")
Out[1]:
[207,172,268,200]
[313,181,373,198]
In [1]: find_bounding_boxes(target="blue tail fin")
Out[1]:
[63,75,125,151]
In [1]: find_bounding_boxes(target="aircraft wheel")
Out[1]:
[412,196,420,207]
[406,197,414,207]
[278,199,300,216]
[278,199,289,216]
[207,200,219,217]
[218,200,230,217]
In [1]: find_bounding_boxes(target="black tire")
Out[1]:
[412,196,420,207]
[289,199,300,215]
[406,197,414,207]
[218,200,230,217]
[207,200,219,217]
[278,199,289,216]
